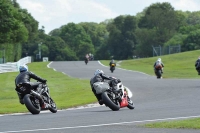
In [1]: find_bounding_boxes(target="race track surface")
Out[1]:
[1,61,200,133]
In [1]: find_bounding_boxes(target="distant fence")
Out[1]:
[0,56,32,73]
[152,45,181,56]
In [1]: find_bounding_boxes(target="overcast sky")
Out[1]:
[17,0,200,34]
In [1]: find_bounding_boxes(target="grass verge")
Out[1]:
[100,50,200,79]
[143,118,200,129]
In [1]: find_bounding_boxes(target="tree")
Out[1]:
[183,29,200,51]
[59,23,94,60]
[79,22,109,49]
[135,28,157,57]
[186,11,200,25]
[138,2,179,46]
[107,15,137,59]
[49,28,61,37]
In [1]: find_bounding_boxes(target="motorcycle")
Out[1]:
[93,80,134,111]
[85,58,89,65]
[16,82,57,114]
[110,63,116,73]
[155,65,163,79]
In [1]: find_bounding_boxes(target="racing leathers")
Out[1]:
[90,73,118,105]
[15,71,47,104]
[195,58,200,75]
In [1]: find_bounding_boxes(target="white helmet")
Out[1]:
[157,58,161,62]
[94,69,104,76]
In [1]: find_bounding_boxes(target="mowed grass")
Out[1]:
[101,50,200,78]
[0,62,96,114]
[101,50,200,129]
[143,118,200,129]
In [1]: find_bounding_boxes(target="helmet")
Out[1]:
[94,69,104,76]
[19,65,28,72]
[157,58,161,62]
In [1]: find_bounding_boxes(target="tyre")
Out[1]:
[101,92,120,111]
[23,94,41,114]
[156,70,162,79]
[127,97,135,110]
[48,98,57,113]
[110,67,114,73]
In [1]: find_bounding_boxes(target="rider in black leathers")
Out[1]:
[15,65,47,105]
[109,59,116,72]
[195,56,200,75]
[109,59,116,67]
[90,69,120,105]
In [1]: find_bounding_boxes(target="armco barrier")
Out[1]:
[0,56,32,73]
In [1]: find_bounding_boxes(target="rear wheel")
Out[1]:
[156,70,162,79]
[23,94,41,114]
[101,92,120,111]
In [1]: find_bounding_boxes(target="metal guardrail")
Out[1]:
[0,56,32,73]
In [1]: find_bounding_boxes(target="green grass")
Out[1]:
[0,62,96,114]
[143,118,200,129]
[101,50,200,78]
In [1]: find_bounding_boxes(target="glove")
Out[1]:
[117,79,121,83]
[42,79,47,83]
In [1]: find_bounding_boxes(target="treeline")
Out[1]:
[1,1,200,61]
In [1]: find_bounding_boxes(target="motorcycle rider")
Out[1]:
[15,65,47,107]
[109,59,116,70]
[154,58,164,73]
[109,59,116,67]
[90,69,121,105]
[195,56,200,75]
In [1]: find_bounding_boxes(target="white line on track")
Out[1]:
[1,115,200,133]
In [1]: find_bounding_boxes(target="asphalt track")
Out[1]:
[1,61,200,133]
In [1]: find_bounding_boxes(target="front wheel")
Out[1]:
[127,97,135,110]
[48,97,57,113]
[23,94,41,114]
[101,92,120,111]
[110,67,115,73]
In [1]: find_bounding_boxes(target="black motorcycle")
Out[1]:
[85,58,89,65]
[16,82,57,114]
[93,80,134,111]
[110,63,116,73]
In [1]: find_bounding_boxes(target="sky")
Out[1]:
[17,0,200,34]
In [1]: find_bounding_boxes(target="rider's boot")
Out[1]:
[17,93,24,104]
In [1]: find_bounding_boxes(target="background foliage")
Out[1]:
[1,1,200,62]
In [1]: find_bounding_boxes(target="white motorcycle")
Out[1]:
[93,80,135,111]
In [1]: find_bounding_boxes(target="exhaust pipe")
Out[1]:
[31,90,42,99]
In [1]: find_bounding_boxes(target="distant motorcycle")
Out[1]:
[155,65,163,79]
[195,61,200,75]
[110,63,116,73]
[16,82,57,114]
[93,80,134,111]
[85,58,89,65]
